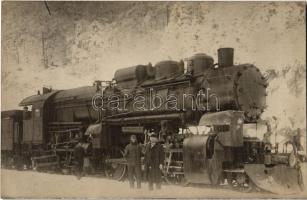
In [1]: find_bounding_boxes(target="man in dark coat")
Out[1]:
[144,133,165,190]
[124,135,142,189]
[74,136,86,180]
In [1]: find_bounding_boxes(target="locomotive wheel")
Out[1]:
[164,174,185,185]
[245,180,258,193]
[104,149,127,181]
[227,172,257,193]
[105,163,127,181]
[209,172,222,186]
[237,179,258,193]
[208,160,223,186]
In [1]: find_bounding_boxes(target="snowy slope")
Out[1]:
[1,1,306,128]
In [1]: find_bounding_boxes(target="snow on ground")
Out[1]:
[1,168,307,199]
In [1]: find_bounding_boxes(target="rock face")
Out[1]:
[1,2,306,128]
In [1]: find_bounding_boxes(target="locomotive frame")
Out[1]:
[1,48,304,194]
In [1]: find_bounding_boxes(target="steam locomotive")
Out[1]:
[1,48,303,194]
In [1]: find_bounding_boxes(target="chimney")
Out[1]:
[42,87,51,94]
[218,48,234,68]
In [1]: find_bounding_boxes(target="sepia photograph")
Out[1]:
[1,0,306,199]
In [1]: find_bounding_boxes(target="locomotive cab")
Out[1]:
[19,90,59,152]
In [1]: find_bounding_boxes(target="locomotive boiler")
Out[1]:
[103,48,266,125]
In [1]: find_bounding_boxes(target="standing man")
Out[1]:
[82,136,94,175]
[263,124,273,166]
[124,135,142,189]
[144,133,165,190]
[74,136,86,180]
[263,124,273,151]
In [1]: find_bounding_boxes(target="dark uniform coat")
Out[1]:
[144,143,165,183]
[74,143,85,173]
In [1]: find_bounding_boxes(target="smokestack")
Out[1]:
[218,48,234,68]
[42,87,51,94]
